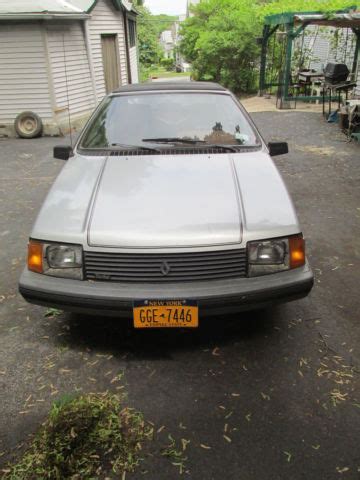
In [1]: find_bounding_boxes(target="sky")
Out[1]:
[144,0,187,15]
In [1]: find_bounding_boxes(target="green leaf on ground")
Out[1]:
[284,451,292,463]
[44,308,62,318]
[161,434,187,475]
[3,393,150,479]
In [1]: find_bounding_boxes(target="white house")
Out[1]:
[172,14,191,72]
[0,0,139,138]
[160,29,174,59]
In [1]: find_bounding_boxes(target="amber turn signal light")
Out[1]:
[289,235,305,269]
[28,241,43,274]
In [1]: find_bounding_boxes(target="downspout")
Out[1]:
[123,10,132,84]
[135,18,140,83]
[84,19,99,106]
[41,21,58,134]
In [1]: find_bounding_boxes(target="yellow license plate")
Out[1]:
[133,300,198,328]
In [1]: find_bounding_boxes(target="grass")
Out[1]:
[147,66,191,79]
[149,70,191,79]
[44,308,62,318]
[161,434,188,475]
[2,393,151,479]
[140,65,191,82]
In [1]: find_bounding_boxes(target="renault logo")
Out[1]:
[160,261,171,276]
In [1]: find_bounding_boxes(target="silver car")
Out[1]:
[19,82,313,328]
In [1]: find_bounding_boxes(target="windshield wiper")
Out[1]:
[142,137,206,145]
[111,143,161,153]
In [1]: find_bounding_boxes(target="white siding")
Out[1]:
[313,28,359,94]
[297,26,331,71]
[327,29,356,66]
[0,23,52,123]
[88,0,129,100]
[297,26,359,94]
[327,31,359,95]
[302,26,357,73]
[129,46,138,83]
[47,22,95,116]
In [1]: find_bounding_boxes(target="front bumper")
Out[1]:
[19,264,314,317]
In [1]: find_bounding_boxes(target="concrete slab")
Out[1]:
[242,95,325,113]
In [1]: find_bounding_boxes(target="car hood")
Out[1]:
[31,151,299,248]
[88,154,242,248]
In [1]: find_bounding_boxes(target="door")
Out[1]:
[101,35,120,94]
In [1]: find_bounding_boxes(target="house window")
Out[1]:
[128,19,136,48]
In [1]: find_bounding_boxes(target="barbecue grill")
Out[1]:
[324,63,349,85]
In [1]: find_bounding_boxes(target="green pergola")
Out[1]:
[259,8,360,105]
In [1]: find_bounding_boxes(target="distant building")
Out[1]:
[0,0,139,138]
[160,30,175,59]
[172,16,184,68]
[161,2,199,73]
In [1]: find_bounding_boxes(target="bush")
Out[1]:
[161,57,176,71]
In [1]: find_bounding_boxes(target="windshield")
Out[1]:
[80,92,260,149]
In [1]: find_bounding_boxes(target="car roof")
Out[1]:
[111,81,228,94]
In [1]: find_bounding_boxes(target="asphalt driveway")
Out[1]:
[0,111,359,479]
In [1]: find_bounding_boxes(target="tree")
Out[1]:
[136,4,162,78]
[151,14,178,37]
[134,4,179,81]
[180,0,261,92]
[180,0,358,93]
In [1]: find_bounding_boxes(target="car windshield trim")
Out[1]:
[78,91,262,151]
[77,144,262,155]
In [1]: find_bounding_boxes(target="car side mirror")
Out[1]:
[268,142,289,156]
[54,145,73,160]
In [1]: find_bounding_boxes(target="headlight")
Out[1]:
[248,235,305,277]
[47,245,82,268]
[28,240,83,279]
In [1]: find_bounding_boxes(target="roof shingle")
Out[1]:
[0,0,135,16]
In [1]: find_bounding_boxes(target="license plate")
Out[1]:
[133,300,198,328]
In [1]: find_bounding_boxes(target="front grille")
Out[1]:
[84,249,247,283]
